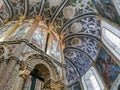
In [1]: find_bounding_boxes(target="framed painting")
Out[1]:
[96,48,120,88]
[30,27,48,51]
[92,0,120,24]
[47,32,62,62]
[0,21,16,41]
[9,20,34,40]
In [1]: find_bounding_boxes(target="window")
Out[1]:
[104,28,120,49]
[82,67,104,90]
[90,75,100,90]
[101,20,120,61]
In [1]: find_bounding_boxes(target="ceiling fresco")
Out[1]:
[0,0,120,86]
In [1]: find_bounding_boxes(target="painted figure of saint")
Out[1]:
[32,28,44,49]
[51,40,60,58]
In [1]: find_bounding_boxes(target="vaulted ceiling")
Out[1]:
[0,0,120,83]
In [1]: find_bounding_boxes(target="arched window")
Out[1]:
[82,67,104,90]
[90,74,100,90]
[101,20,120,61]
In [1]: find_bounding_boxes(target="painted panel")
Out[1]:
[0,21,16,35]
[9,20,34,40]
[47,32,62,62]
[96,48,120,89]
[92,0,120,24]
[30,27,48,51]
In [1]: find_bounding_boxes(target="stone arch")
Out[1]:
[26,55,59,80]
[33,64,51,82]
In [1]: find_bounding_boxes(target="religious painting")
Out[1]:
[96,48,120,88]
[31,27,48,51]
[92,0,120,24]
[0,21,16,36]
[9,20,34,40]
[47,32,61,62]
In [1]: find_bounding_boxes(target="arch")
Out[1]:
[32,64,51,82]
[25,54,59,80]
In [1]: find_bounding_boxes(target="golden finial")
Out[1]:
[35,15,42,20]
[19,15,25,24]
[3,18,9,23]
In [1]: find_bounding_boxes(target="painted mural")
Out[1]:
[92,0,120,24]
[9,20,34,40]
[66,61,78,84]
[65,50,92,76]
[47,33,61,61]
[96,48,120,88]
[31,27,47,51]
[0,21,15,35]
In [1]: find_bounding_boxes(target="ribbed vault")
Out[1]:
[0,0,120,87]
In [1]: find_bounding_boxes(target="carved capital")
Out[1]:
[44,79,64,90]
[19,69,30,80]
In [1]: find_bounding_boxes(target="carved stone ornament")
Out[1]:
[19,61,30,79]
[19,69,30,80]
[19,61,26,71]
[63,6,75,19]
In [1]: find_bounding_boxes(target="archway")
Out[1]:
[23,64,51,90]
